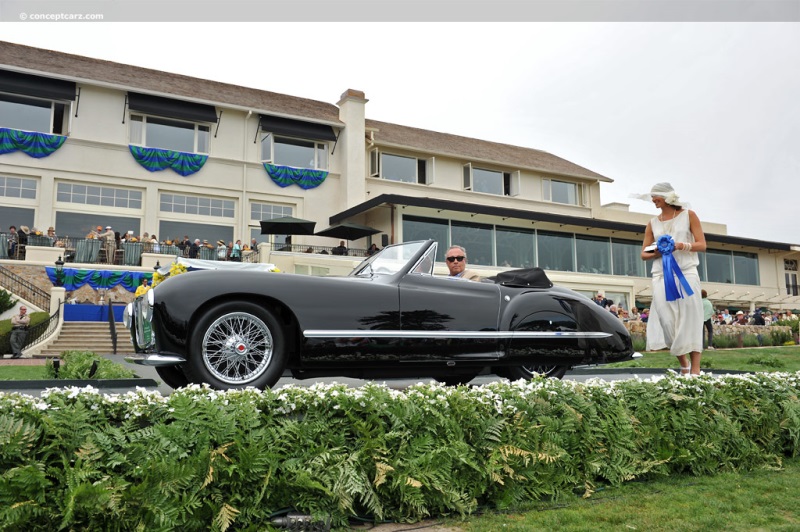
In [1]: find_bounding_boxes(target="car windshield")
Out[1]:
[351,241,427,277]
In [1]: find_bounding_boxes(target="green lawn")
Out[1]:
[0,365,48,380]
[447,457,800,531]
[606,346,800,373]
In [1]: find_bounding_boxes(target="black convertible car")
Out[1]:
[124,240,635,390]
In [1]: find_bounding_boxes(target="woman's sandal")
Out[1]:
[679,366,691,376]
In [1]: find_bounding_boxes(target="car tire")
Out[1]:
[498,365,569,381]
[155,365,190,390]
[185,301,286,390]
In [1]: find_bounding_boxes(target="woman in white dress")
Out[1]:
[640,183,707,375]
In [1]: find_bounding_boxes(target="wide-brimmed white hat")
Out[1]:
[631,182,688,208]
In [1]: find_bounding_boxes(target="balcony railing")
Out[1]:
[0,264,51,310]
[1,232,374,266]
[269,243,370,257]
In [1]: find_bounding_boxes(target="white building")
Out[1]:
[1,40,798,312]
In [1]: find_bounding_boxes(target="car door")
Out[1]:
[397,274,502,361]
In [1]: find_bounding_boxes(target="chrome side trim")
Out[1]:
[125,354,186,366]
[303,330,611,339]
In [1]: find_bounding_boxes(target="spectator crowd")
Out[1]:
[5,223,260,263]
[592,289,794,327]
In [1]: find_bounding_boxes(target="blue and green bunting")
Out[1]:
[129,145,208,176]
[0,127,67,158]
[45,267,152,293]
[264,163,328,189]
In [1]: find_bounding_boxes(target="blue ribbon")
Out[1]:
[657,235,694,301]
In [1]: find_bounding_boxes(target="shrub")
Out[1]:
[714,334,740,349]
[774,319,799,335]
[44,350,137,379]
[772,329,793,346]
[746,355,785,368]
[1,375,800,529]
[743,334,761,348]
[631,334,646,352]
[0,289,16,314]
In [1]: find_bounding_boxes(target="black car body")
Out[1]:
[125,240,635,390]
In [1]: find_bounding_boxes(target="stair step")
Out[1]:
[32,321,136,358]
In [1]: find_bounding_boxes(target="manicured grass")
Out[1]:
[450,457,800,531]
[0,365,47,380]
[606,346,800,373]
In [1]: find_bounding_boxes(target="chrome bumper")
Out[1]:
[125,353,186,366]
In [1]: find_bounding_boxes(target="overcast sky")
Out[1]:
[2,23,798,244]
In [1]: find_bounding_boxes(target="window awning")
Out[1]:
[259,114,337,142]
[0,69,76,101]
[127,92,217,123]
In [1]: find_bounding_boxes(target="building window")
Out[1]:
[536,231,575,272]
[451,220,494,266]
[704,250,734,284]
[250,202,293,222]
[57,183,142,209]
[612,239,648,277]
[249,202,294,247]
[159,221,233,247]
[0,93,69,135]
[786,259,798,296]
[575,235,610,275]
[496,226,535,268]
[160,193,234,218]
[699,250,758,285]
[369,150,433,185]
[130,114,210,154]
[402,215,450,262]
[543,178,584,206]
[54,212,142,240]
[261,135,328,170]
[733,251,759,286]
[462,164,513,196]
[0,176,37,200]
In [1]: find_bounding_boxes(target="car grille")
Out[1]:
[127,297,156,351]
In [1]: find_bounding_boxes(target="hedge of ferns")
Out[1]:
[2,373,799,530]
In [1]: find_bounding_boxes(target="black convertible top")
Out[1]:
[489,268,553,288]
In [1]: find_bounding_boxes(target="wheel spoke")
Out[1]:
[202,312,273,385]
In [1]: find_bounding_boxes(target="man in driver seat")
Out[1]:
[445,245,481,281]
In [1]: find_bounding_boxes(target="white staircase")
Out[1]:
[34,322,136,358]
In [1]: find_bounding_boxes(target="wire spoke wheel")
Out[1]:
[518,364,568,379]
[202,311,273,385]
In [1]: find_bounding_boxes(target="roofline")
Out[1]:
[0,60,345,129]
[373,140,610,183]
[331,194,794,252]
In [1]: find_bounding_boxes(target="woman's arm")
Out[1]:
[676,210,707,252]
[641,222,659,260]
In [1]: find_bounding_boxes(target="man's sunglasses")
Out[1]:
[446,256,465,263]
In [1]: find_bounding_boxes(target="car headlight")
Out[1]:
[123,303,133,329]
